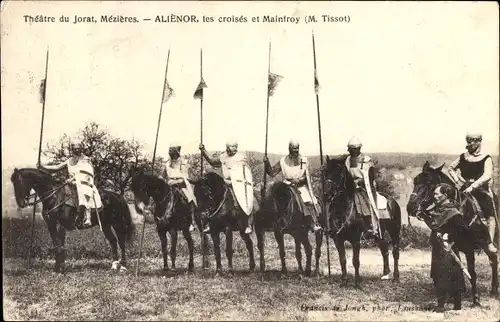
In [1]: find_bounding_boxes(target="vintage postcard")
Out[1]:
[2,1,499,321]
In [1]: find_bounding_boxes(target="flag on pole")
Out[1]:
[162,78,175,103]
[268,72,283,97]
[193,77,207,99]
[39,79,46,104]
[314,70,320,95]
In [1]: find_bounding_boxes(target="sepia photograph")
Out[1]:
[2,1,499,321]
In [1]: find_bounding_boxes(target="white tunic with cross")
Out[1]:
[166,158,197,205]
[219,151,247,181]
[66,156,102,209]
[279,155,316,204]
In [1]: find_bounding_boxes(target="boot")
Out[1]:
[83,208,92,227]
[245,213,254,234]
[487,217,497,253]
[189,203,197,232]
[309,213,322,233]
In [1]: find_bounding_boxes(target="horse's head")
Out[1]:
[10,168,33,208]
[130,174,170,215]
[406,161,448,216]
[323,156,352,200]
[193,172,225,213]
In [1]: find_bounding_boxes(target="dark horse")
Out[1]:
[406,161,499,303]
[130,174,209,274]
[254,182,323,277]
[323,156,402,287]
[193,172,256,275]
[10,168,135,272]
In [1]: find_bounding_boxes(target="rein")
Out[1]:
[23,183,68,207]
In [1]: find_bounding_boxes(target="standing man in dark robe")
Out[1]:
[425,183,468,312]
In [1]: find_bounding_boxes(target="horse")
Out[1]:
[322,156,402,287]
[10,168,135,273]
[130,174,209,275]
[406,161,499,303]
[193,171,256,276]
[254,181,323,277]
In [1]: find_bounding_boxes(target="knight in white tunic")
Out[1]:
[448,132,497,253]
[38,142,102,228]
[199,139,259,234]
[342,137,383,239]
[263,139,322,232]
[161,144,198,232]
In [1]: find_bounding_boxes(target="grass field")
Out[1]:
[3,216,500,321]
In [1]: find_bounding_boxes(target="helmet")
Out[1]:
[347,136,362,148]
[466,132,482,141]
[225,138,238,147]
[288,138,300,147]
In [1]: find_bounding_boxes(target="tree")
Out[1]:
[43,122,161,195]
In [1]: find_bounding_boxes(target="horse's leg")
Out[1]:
[314,230,323,276]
[56,222,67,273]
[256,225,266,275]
[101,223,120,271]
[239,230,256,272]
[302,231,313,277]
[484,246,499,296]
[170,229,178,272]
[275,229,287,275]
[293,233,303,274]
[389,222,401,283]
[335,236,348,286]
[47,214,66,273]
[225,229,234,275]
[158,227,169,275]
[211,231,223,276]
[200,229,210,270]
[182,228,195,272]
[112,223,128,272]
[352,239,362,289]
[377,224,391,280]
[465,249,480,306]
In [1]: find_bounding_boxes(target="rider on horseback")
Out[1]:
[263,138,322,233]
[341,137,382,239]
[199,139,258,234]
[161,143,198,232]
[37,142,102,228]
[448,132,497,253]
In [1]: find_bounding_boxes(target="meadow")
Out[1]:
[3,155,500,321]
[3,210,500,321]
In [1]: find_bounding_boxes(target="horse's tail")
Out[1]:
[121,194,136,243]
[108,190,135,243]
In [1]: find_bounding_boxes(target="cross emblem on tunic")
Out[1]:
[300,158,307,169]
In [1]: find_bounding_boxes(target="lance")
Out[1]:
[262,41,271,202]
[196,48,208,268]
[199,49,204,177]
[313,33,331,277]
[27,48,49,268]
[135,50,171,277]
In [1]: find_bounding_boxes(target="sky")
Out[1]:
[1,1,499,168]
